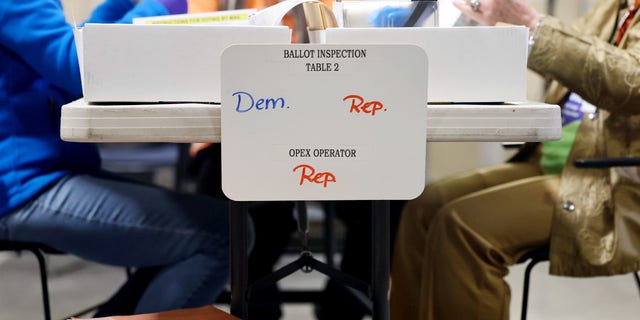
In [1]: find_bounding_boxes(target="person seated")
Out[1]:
[0,0,241,316]
[390,0,640,319]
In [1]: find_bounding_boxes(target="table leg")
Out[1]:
[230,201,249,319]
[372,200,390,320]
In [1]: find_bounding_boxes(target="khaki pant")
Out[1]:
[390,161,560,320]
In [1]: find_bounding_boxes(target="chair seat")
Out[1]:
[518,247,640,320]
[0,240,64,255]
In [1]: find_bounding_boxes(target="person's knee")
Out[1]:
[431,204,469,244]
[196,231,229,261]
[192,215,231,260]
[405,184,447,224]
[400,186,442,235]
[433,204,506,267]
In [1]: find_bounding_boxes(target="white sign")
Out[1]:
[221,44,427,201]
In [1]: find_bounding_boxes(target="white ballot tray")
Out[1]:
[326,26,528,103]
[75,24,291,103]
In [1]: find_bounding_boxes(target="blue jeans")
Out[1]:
[0,172,232,314]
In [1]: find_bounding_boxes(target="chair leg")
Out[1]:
[634,272,640,299]
[521,261,534,320]
[521,257,546,320]
[29,248,52,320]
[522,253,638,319]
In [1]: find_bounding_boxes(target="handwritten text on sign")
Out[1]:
[231,91,386,189]
[231,86,389,189]
[221,44,427,201]
[231,92,388,117]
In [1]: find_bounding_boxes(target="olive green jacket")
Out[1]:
[528,0,640,276]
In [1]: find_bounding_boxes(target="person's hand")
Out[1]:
[188,0,219,13]
[368,6,413,27]
[452,0,541,35]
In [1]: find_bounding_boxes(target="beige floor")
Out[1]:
[1,249,639,320]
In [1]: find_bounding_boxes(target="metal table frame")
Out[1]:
[230,200,390,320]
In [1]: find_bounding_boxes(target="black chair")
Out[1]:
[0,241,57,320]
[519,156,640,320]
[519,247,640,320]
[0,240,116,320]
[0,144,187,320]
[517,247,549,320]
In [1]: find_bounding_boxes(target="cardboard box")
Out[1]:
[77,24,291,103]
[325,26,528,103]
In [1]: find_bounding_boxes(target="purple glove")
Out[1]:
[155,0,188,14]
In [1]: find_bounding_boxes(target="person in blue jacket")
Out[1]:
[0,0,235,316]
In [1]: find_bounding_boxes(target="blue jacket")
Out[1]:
[0,0,170,215]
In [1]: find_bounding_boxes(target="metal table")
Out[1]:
[61,99,561,319]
